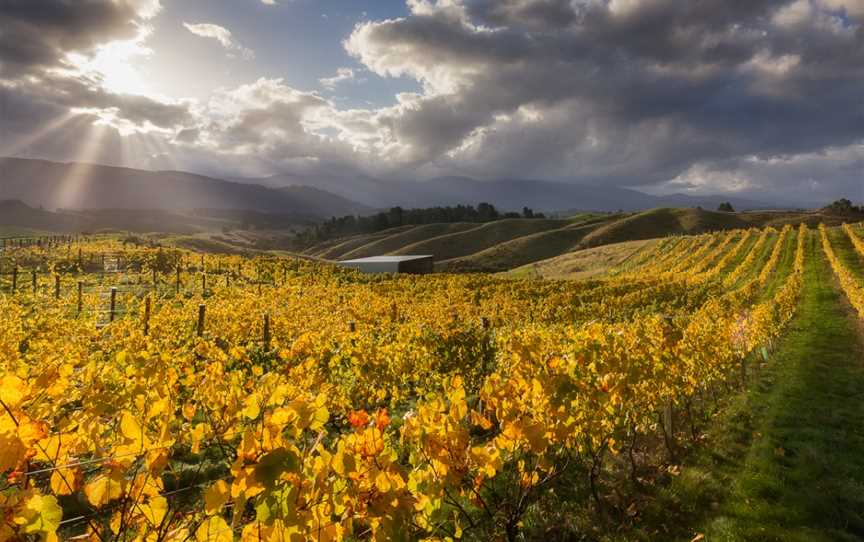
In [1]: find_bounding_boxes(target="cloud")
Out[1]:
[319,68,356,89]
[183,22,255,59]
[331,0,864,195]
[0,0,193,161]
[0,0,160,77]
[2,0,864,201]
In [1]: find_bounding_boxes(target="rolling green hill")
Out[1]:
[291,207,835,274]
[577,207,749,249]
[510,239,657,279]
[390,218,574,260]
[307,226,416,260]
[438,219,609,273]
[339,222,479,260]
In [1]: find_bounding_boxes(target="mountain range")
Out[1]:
[0,157,370,219]
[245,173,791,213]
[0,156,808,221]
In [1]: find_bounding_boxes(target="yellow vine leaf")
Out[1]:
[0,375,27,408]
[196,516,233,542]
[84,469,125,507]
[14,493,62,538]
[204,480,230,515]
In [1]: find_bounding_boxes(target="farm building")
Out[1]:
[337,255,434,274]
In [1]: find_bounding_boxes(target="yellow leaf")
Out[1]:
[49,467,79,496]
[148,398,169,420]
[15,493,62,536]
[204,480,230,515]
[84,469,124,507]
[311,405,329,431]
[191,423,206,454]
[374,470,392,493]
[183,402,197,421]
[0,375,27,408]
[241,395,260,420]
[0,417,28,472]
[195,516,232,542]
[120,411,143,442]
[138,496,168,527]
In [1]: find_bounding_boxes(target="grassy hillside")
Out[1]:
[294,208,831,274]
[509,239,656,279]
[437,220,608,273]
[339,223,479,260]
[391,218,575,261]
[308,226,416,260]
[578,207,749,248]
[0,199,89,232]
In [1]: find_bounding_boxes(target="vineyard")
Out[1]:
[1,223,863,541]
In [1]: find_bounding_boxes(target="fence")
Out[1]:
[0,249,308,339]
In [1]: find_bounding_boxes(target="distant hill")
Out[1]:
[437,223,596,273]
[0,157,370,218]
[297,214,620,271]
[0,200,89,233]
[338,223,479,260]
[438,217,613,273]
[510,240,656,280]
[293,206,844,273]
[391,218,573,261]
[577,207,750,249]
[0,200,307,236]
[254,172,781,213]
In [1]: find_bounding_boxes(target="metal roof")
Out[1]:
[339,255,433,264]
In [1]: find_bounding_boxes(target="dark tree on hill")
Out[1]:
[477,202,499,221]
[823,198,863,215]
[717,202,735,212]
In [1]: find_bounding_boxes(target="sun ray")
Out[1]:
[55,122,109,210]
[0,111,78,158]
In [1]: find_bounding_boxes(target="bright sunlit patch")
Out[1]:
[66,37,154,96]
[70,106,169,136]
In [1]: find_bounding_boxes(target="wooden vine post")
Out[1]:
[77,281,83,315]
[54,275,60,300]
[143,296,151,337]
[109,287,117,323]
[481,316,490,374]
[197,304,206,337]
[263,313,271,351]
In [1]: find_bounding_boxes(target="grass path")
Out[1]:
[698,230,864,541]
[638,231,864,541]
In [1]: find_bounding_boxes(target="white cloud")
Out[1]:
[820,0,864,18]
[319,68,356,89]
[183,22,255,60]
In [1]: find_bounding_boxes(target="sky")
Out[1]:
[0,0,863,203]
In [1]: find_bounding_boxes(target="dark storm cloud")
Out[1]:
[346,0,864,193]
[0,0,148,76]
[0,0,193,157]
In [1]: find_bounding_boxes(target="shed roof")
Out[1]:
[339,255,433,264]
